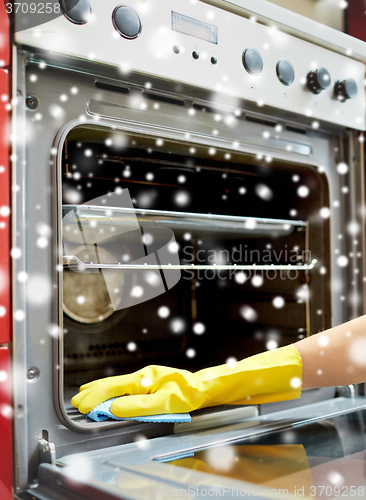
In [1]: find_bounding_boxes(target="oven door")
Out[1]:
[32,398,366,499]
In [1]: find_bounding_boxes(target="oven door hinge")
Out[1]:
[335,385,356,399]
[38,438,56,466]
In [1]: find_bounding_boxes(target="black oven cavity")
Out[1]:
[60,125,331,398]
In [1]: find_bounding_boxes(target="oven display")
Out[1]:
[172,12,218,44]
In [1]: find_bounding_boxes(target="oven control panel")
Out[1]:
[15,0,366,130]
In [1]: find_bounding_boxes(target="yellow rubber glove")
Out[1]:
[71,344,302,417]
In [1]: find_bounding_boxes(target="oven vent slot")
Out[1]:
[95,81,130,95]
[245,115,277,127]
[142,92,185,107]
[66,342,130,361]
[286,125,307,135]
[192,103,220,114]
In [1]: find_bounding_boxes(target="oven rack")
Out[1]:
[63,255,317,271]
[62,204,312,271]
[62,204,307,238]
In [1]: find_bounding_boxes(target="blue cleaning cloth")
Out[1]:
[87,398,191,423]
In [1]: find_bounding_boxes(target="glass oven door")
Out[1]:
[35,398,366,499]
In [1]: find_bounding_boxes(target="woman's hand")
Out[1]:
[71,344,303,418]
[71,365,205,417]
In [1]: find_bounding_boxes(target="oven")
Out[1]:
[3,0,366,497]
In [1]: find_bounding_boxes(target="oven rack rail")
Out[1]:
[63,255,317,272]
[62,204,307,226]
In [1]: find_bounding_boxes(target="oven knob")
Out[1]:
[60,0,92,24]
[276,59,295,86]
[242,48,263,76]
[334,78,358,102]
[112,6,142,40]
[306,68,331,94]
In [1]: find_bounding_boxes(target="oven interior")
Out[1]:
[60,125,331,415]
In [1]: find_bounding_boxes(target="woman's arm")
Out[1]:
[295,315,366,390]
[71,315,366,417]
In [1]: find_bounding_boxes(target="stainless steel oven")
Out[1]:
[5,0,366,497]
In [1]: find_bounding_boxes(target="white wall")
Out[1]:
[315,0,345,32]
[266,0,345,31]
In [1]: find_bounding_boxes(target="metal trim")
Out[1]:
[63,254,318,271]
